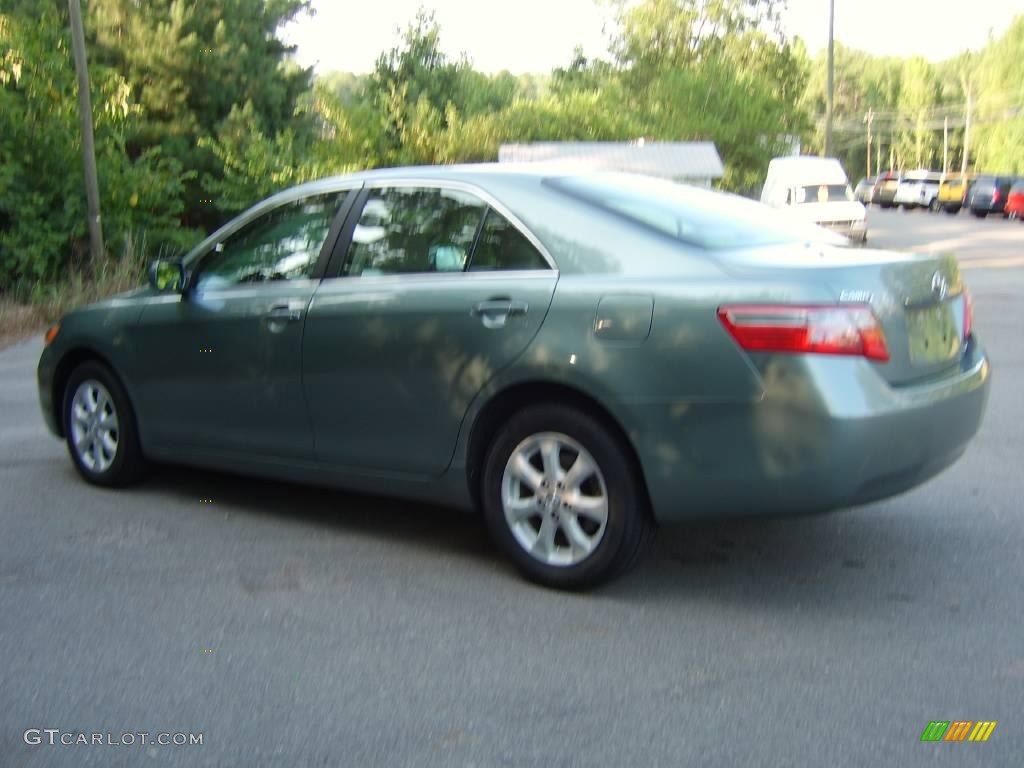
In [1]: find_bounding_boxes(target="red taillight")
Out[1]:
[962,289,972,341]
[717,304,890,362]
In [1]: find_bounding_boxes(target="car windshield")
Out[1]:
[794,184,854,203]
[546,174,842,251]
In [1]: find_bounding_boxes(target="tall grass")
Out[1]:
[0,231,151,346]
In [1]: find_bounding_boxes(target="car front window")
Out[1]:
[193,193,345,291]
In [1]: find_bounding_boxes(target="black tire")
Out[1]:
[928,198,941,212]
[63,360,145,487]
[972,210,987,218]
[480,404,653,590]
[944,205,961,215]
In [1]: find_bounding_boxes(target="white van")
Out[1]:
[761,156,867,243]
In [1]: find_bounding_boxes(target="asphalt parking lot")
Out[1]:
[2,208,1022,766]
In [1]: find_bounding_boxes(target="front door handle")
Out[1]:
[471,299,528,329]
[264,302,305,329]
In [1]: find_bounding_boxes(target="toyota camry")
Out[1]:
[37,166,991,588]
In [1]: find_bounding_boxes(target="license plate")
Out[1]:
[907,304,960,364]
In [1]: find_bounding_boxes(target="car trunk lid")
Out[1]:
[716,245,968,386]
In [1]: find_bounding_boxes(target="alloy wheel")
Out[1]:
[69,379,120,474]
[501,432,608,567]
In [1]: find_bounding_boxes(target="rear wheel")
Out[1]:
[480,404,652,589]
[928,198,941,212]
[63,361,145,487]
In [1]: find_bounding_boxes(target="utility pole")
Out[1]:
[943,115,949,175]
[864,108,874,177]
[824,0,835,157]
[961,83,972,178]
[67,0,104,262]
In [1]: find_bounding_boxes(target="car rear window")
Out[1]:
[794,184,854,204]
[545,174,843,251]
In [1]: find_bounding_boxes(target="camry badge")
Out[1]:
[931,271,949,301]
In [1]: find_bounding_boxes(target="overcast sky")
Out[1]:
[280,0,1024,75]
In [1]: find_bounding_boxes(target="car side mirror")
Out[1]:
[149,259,185,293]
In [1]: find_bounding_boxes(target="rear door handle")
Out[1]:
[471,299,528,329]
[265,302,304,323]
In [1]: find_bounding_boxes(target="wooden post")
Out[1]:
[943,115,949,175]
[865,108,874,177]
[961,84,972,177]
[824,0,835,157]
[67,0,104,262]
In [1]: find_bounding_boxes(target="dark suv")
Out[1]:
[965,176,1014,218]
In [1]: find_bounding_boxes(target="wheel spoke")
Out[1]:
[570,493,608,525]
[91,440,104,469]
[562,452,595,492]
[100,431,117,455]
[509,454,543,492]
[539,438,562,484]
[563,516,595,557]
[74,432,92,453]
[532,515,558,559]
[506,494,538,520]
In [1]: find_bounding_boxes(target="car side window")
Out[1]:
[344,187,486,277]
[193,193,345,291]
[468,209,549,271]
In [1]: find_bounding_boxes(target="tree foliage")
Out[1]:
[3,1,1024,294]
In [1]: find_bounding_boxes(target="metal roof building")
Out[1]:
[498,141,725,187]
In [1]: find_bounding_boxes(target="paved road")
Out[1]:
[2,215,1022,766]
[868,205,1024,265]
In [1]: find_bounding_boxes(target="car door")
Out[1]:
[302,182,558,476]
[132,188,354,460]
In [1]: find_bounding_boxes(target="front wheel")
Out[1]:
[63,361,145,487]
[480,405,653,589]
[928,198,941,212]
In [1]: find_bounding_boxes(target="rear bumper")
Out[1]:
[632,339,991,521]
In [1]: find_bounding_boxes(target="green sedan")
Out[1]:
[37,167,991,589]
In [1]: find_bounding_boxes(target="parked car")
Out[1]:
[870,172,900,208]
[760,156,867,243]
[936,176,971,214]
[965,176,1014,217]
[854,175,878,204]
[894,170,943,210]
[1003,180,1024,220]
[37,167,990,589]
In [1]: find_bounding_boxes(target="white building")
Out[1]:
[498,140,725,188]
